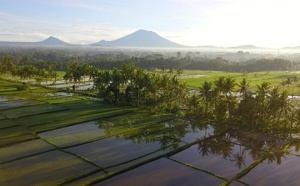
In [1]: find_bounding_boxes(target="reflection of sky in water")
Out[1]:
[1,91,298,185]
[0,99,44,110]
[45,92,74,97]
[171,141,259,180]
[38,121,105,148]
[241,154,300,185]
[47,82,94,90]
[65,136,165,169]
[182,125,214,143]
[100,158,224,186]
[0,95,21,102]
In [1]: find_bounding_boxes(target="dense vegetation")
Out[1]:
[1,54,300,134]
[1,48,299,72]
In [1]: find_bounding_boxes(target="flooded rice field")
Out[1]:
[1,81,300,185]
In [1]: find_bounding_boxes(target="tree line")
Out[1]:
[60,60,300,133]
[1,56,300,133]
[0,56,57,84]
[1,49,298,72]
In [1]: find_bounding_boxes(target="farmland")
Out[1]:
[1,79,300,185]
[181,70,300,94]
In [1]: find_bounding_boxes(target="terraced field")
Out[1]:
[1,80,300,185]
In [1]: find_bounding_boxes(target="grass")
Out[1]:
[14,103,117,127]
[0,104,67,119]
[181,70,300,94]
[0,126,31,139]
[0,139,55,163]
[30,109,132,133]
[0,134,37,147]
[0,120,19,129]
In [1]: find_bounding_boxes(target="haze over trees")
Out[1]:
[1,50,300,135]
[0,46,298,73]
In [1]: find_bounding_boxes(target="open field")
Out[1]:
[181,70,300,94]
[1,79,300,185]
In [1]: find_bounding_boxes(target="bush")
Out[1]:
[16,83,30,91]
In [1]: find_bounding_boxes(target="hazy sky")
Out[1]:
[1,0,300,48]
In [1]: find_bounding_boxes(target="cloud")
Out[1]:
[2,0,300,47]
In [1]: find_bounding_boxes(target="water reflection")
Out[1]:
[96,114,293,160]
[196,130,291,167]
[32,112,300,184]
[98,117,213,150]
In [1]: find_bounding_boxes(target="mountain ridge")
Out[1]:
[92,29,185,48]
[1,30,300,49]
[0,36,70,46]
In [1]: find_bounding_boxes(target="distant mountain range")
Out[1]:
[228,45,262,49]
[92,29,184,47]
[37,36,69,45]
[282,46,300,50]
[0,36,70,46]
[1,30,300,49]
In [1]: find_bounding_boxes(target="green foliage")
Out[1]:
[93,64,187,114]
[0,56,16,75]
[16,83,30,91]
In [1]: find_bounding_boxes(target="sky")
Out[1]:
[1,0,300,48]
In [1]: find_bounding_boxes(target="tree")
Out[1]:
[0,56,16,77]
[237,78,250,100]
[65,61,84,89]
[199,81,212,118]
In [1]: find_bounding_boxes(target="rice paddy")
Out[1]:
[181,70,300,94]
[1,79,300,185]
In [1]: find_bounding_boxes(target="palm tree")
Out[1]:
[222,77,237,121]
[230,145,247,169]
[111,68,125,105]
[237,78,250,100]
[277,90,293,128]
[268,87,281,119]
[214,76,225,95]
[223,76,236,96]
[292,76,298,97]
[199,81,212,118]
[285,77,293,93]
[255,82,271,126]
[257,82,271,102]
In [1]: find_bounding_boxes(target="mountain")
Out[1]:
[228,45,262,49]
[0,36,70,46]
[282,46,300,50]
[92,29,184,47]
[36,36,69,45]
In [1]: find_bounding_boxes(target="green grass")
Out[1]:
[181,70,300,94]
[0,120,19,129]
[30,109,132,133]
[0,134,37,147]
[0,139,55,163]
[0,126,31,139]
[0,104,67,119]
[16,104,121,127]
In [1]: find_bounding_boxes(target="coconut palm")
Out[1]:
[230,145,247,169]
[237,78,250,100]
[292,76,298,97]
[199,81,212,118]
[223,76,236,97]
[277,90,293,127]
[214,76,225,94]
[257,82,271,102]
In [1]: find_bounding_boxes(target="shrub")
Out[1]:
[16,83,30,91]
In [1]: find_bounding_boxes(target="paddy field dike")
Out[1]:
[1,79,300,185]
